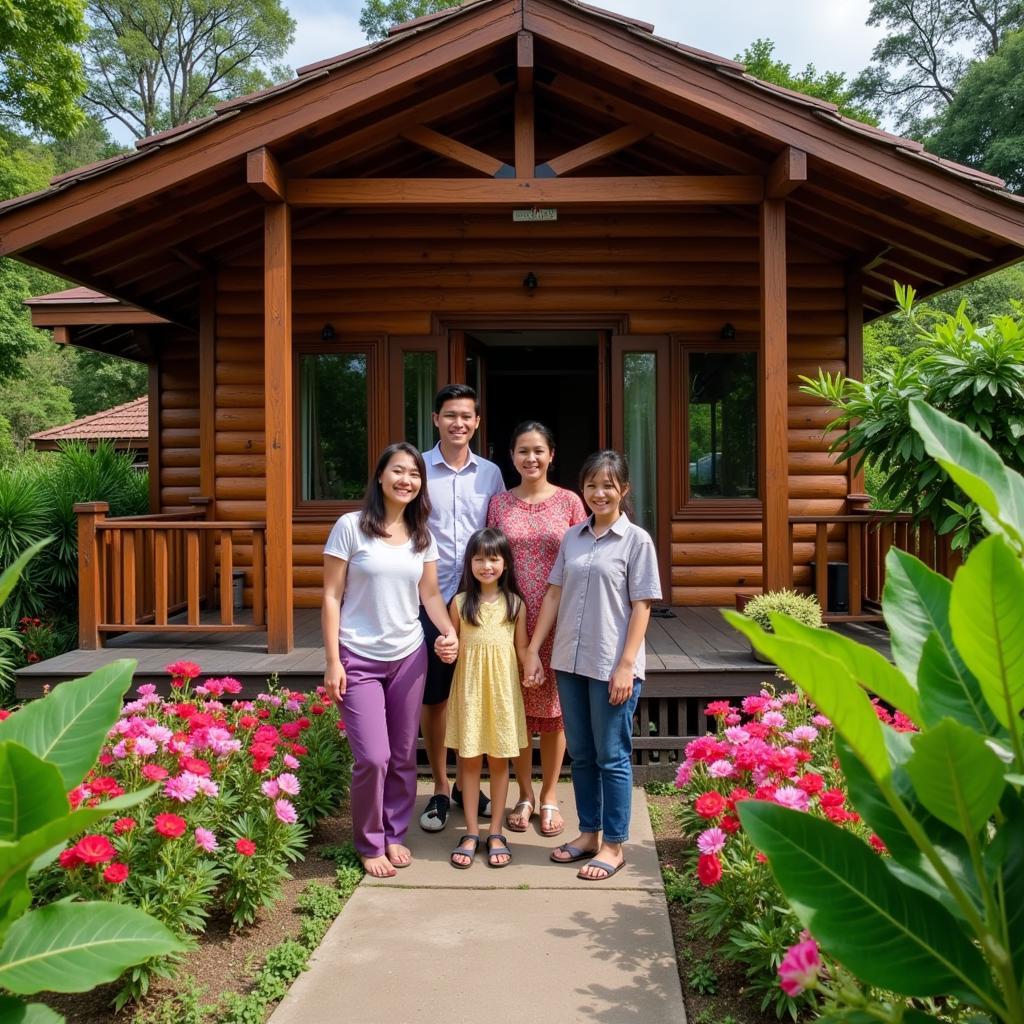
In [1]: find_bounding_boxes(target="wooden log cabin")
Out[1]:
[5,0,1024,699]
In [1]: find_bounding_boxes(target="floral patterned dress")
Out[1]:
[487,488,587,732]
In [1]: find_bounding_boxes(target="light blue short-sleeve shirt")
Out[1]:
[548,513,662,681]
[425,444,505,601]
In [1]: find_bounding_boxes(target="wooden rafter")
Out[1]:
[247,147,286,201]
[765,146,807,199]
[399,124,512,177]
[285,175,764,206]
[537,124,649,177]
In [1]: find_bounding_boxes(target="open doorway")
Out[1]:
[463,330,601,489]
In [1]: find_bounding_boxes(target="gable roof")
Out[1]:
[2,0,1023,326]
[29,396,148,450]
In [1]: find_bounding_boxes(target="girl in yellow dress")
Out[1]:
[445,527,530,869]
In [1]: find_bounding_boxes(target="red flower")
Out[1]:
[72,834,116,865]
[256,709,271,719]
[0,709,9,721]
[113,817,137,835]
[239,715,258,729]
[154,813,188,838]
[694,792,727,819]
[726,787,751,809]
[250,741,276,761]
[59,847,82,869]
[310,704,325,716]
[88,776,123,796]
[705,700,734,717]
[280,722,301,740]
[103,862,129,884]
[296,717,311,730]
[869,833,888,854]
[179,756,211,776]
[754,784,777,802]
[755,852,768,864]
[819,788,845,808]
[696,853,723,886]
[26,652,40,664]
[720,814,742,834]
[142,764,169,781]
[254,725,279,744]
[187,714,214,732]
[235,837,256,857]
[175,703,196,718]
[166,660,201,681]
[290,743,308,756]
[797,773,824,795]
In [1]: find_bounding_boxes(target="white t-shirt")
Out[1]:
[324,511,439,662]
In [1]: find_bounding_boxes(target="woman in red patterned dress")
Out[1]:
[487,421,587,837]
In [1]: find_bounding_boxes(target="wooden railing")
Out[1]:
[75,499,267,649]
[788,505,960,623]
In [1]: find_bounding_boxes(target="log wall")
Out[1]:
[156,337,201,513]
[206,208,847,609]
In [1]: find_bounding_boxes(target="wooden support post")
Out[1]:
[198,273,217,602]
[760,198,791,591]
[846,272,867,499]
[148,354,161,513]
[515,30,534,180]
[247,147,286,202]
[517,30,533,93]
[766,146,807,199]
[264,201,293,652]
[75,502,108,650]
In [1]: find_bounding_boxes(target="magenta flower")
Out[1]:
[812,714,832,728]
[696,827,727,855]
[724,726,750,745]
[196,777,219,798]
[275,772,301,796]
[163,773,200,803]
[761,710,787,729]
[274,799,298,824]
[708,759,735,779]
[778,937,821,995]
[194,827,219,853]
[674,761,692,789]
[261,779,280,799]
[134,736,158,757]
[773,786,810,812]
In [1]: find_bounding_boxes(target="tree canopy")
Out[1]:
[83,0,296,139]
[359,0,460,41]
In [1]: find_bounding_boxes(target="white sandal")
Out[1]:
[505,799,534,832]
[540,803,565,837]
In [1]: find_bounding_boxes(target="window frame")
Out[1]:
[292,334,387,520]
[673,336,763,519]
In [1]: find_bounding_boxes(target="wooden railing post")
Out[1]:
[75,502,108,650]
[190,496,215,604]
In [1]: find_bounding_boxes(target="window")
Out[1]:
[622,351,658,536]
[403,351,438,452]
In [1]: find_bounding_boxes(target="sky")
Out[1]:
[282,0,883,80]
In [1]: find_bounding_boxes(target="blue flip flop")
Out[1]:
[577,858,626,881]
[550,842,599,864]
[486,833,512,868]
[450,834,480,869]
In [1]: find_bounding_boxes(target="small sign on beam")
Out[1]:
[513,207,557,222]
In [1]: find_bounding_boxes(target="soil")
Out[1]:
[40,805,352,1024]
[648,793,776,1024]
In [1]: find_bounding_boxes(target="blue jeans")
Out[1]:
[555,671,641,843]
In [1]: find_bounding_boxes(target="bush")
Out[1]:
[742,590,822,634]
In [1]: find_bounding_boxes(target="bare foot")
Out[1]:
[550,833,599,863]
[578,843,624,880]
[386,843,412,868]
[361,854,397,878]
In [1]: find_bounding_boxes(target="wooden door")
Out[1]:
[388,335,448,451]
[610,334,671,601]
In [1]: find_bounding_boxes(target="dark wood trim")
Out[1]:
[514,94,535,179]
[198,274,217,600]
[148,355,161,513]
[766,146,807,198]
[388,334,449,443]
[399,125,511,178]
[246,147,286,201]
[538,124,649,177]
[30,308,168,326]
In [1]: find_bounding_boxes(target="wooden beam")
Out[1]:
[51,326,70,345]
[845,271,866,499]
[515,94,534,179]
[760,198,791,592]
[538,125,649,177]
[286,176,764,207]
[399,124,512,177]
[247,147,286,201]
[198,275,217,603]
[517,30,533,93]
[766,147,807,199]
[264,202,293,653]
[148,356,161,513]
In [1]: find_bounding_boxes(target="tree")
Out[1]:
[0,343,75,452]
[48,113,125,175]
[929,28,1024,191]
[736,39,878,123]
[83,0,296,139]
[853,0,1024,137]
[68,349,147,417]
[0,0,87,137]
[359,0,460,42]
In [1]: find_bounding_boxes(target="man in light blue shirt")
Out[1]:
[419,385,505,832]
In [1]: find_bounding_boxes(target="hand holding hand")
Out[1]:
[324,660,347,703]
[522,650,543,688]
[608,664,634,706]
[434,631,458,664]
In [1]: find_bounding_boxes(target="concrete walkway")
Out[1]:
[270,782,686,1024]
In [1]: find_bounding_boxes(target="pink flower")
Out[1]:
[163,774,200,802]
[773,786,810,812]
[283,754,300,770]
[134,736,158,756]
[723,726,750,745]
[195,827,219,853]
[708,759,735,779]
[761,710,786,729]
[742,695,770,715]
[787,725,818,744]
[275,772,300,796]
[274,799,298,824]
[261,779,280,799]
[811,714,831,728]
[696,827,727,855]
[778,937,821,995]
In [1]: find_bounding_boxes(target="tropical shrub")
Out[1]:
[727,401,1024,1024]
[32,661,352,1006]
[742,590,823,634]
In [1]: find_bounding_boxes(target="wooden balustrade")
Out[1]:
[787,507,960,623]
[75,499,267,649]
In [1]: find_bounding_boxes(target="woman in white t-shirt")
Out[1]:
[323,442,458,878]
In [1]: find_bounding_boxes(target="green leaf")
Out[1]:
[949,535,1024,730]
[738,801,994,1004]
[996,792,1024,985]
[0,745,68,843]
[918,632,1002,736]
[0,996,64,1024]
[905,721,1006,836]
[0,660,137,791]
[770,614,921,724]
[725,611,889,778]
[909,399,1024,548]
[0,539,51,611]
[0,902,184,994]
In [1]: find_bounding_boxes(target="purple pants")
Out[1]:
[339,643,428,858]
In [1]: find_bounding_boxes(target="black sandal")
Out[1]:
[486,833,512,868]
[450,834,480,869]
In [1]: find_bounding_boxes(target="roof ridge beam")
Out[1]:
[400,124,513,177]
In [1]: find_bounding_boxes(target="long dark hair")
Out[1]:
[578,449,634,519]
[360,442,433,553]
[458,528,523,626]
[509,419,556,454]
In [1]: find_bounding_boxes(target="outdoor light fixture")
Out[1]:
[720,322,736,340]
[321,323,336,340]
[523,271,538,295]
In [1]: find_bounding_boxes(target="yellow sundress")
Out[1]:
[444,594,529,758]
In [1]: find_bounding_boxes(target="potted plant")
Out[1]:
[741,590,824,662]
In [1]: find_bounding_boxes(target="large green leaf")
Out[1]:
[770,614,921,724]
[0,996,64,1024]
[905,720,1006,836]
[0,660,137,791]
[0,539,51,611]
[885,549,1000,736]
[738,801,994,1004]
[0,902,183,994]
[949,535,1024,731]
[994,791,1024,986]
[909,399,1024,548]
[0,744,68,843]
[725,611,889,778]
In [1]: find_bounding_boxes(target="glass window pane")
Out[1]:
[688,352,758,500]
[623,352,657,536]
[300,352,367,500]
[404,351,437,452]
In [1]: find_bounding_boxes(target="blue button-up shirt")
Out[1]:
[425,444,505,601]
